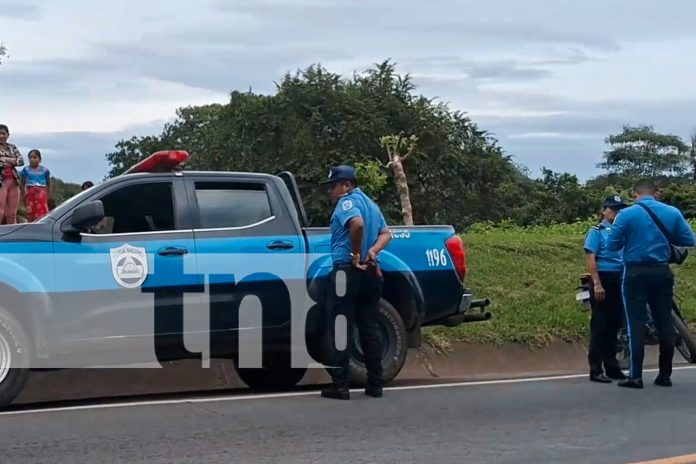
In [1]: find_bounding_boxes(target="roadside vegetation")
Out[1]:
[423,220,696,350]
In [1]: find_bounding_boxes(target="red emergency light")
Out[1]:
[123,150,190,175]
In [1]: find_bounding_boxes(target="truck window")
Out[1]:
[194,182,273,229]
[90,182,176,234]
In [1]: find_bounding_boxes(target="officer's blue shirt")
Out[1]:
[584,219,624,272]
[330,187,388,265]
[606,196,696,264]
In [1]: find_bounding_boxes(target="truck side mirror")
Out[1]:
[61,200,105,233]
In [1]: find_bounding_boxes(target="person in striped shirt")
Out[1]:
[0,124,25,224]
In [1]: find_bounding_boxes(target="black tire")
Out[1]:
[615,346,630,371]
[673,309,696,364]
[348,298,407,387]
[233,351,307,391]
[0,307,30,409]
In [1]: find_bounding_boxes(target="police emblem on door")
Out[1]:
[110,244,149,288]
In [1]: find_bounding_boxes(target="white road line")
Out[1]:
[2,365,696,417]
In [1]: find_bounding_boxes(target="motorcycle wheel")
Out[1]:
[615,346,630,370]
[615,329,630,370]
[673,309,696,364]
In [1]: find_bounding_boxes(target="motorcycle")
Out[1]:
[576,273,696,369]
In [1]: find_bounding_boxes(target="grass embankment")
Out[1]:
[423,220,696,350]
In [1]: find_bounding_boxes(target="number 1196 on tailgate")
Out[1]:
[426,248,448,267]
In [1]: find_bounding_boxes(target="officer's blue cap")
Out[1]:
[322,165,357,184]
[602,195,628,209]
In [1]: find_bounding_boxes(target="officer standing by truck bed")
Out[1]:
[607,179,695,388]
[321,165,392,400]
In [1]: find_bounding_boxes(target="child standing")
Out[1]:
[20,149,52,221]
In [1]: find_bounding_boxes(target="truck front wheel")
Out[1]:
[349,298,408,387]
[0,307,30,409]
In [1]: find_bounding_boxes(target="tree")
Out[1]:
[49,177,81,205]
[105,60,531,229]
[508,169,597,226]
[660,184,696,218]
[690,131,696,183]
[380,132,417,225]
[354,161,388,199]
[0,43,6,66]
[598,125,690,180]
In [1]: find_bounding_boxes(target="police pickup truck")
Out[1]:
[0,150,490,408]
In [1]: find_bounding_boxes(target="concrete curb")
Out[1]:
[14,340,679,405]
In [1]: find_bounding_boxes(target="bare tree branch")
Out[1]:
[384,142,393,161]
[395,132,405,155]
[400,141,418,162]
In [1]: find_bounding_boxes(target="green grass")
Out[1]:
[423,220,696,349]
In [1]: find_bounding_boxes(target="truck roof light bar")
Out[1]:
[123,150,190,175]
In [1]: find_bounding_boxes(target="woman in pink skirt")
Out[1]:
[0,124,25,224]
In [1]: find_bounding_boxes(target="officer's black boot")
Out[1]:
[322,365,350,400]
[618,378,644,389]
[321,384,350,400]
[364,364,384,397]
[365,383,383,398]
[590,372,612,383]
[655,340,674,387]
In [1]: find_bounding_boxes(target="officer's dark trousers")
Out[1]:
[588,271,625,376]
[623,263,675,380]
[325,264,383,388]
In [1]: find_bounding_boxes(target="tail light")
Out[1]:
[446,235,468,281]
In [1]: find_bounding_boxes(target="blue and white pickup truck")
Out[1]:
[0,151,491,407]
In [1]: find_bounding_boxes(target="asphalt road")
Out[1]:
[3,368,696,464]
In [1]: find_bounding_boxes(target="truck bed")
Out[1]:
[303,225,467,326]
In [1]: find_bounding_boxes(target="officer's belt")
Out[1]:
[624,261,669,269]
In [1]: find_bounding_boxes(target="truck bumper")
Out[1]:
[440,292,492,327]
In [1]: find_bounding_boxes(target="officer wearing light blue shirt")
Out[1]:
[585,220,625,273]
[330,185,389,266]
[320,165,391,400]
[583,195,629,383]
[607,179,695,388]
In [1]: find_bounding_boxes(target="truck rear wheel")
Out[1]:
[0,307,30,409]
[349,298,407,387]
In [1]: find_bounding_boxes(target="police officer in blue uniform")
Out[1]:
[320,165,392,400]
[607,179,695,388]
[584,195,629,383]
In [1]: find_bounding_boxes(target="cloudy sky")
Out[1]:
[1,0,695,184]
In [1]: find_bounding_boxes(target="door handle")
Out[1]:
[158,246,188,256]
[266,240,294,250]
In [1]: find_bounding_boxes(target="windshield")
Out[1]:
[36,187,97,223]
